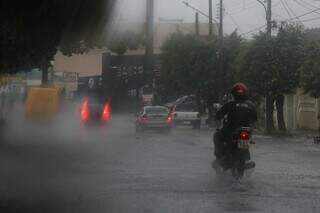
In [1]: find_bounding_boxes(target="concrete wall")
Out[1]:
[282,90,319,131]
[283,94,297,130]
[296,91,319,130]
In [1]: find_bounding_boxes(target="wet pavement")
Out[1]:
[0,108,320,213]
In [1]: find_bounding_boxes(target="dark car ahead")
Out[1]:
[80,96,110,125]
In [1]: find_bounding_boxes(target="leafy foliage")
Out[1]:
[106,31,145,55]
[300,41,320,98]
[159,33,219,101]
[237,24,305,131]
[223,31,243,87]
[238,24,305,98]
[0,0,115,73]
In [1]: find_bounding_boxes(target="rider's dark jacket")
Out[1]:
[216,98,257,133]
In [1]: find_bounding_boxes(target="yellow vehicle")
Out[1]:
[25,86,60,120]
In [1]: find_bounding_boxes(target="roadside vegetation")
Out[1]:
[159,23,320,133]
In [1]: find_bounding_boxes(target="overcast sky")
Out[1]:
[113,0,320,37]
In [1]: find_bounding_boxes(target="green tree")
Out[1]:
[106,31,145,55]
[0,0,115,82]
[159,32,244,118]
[300,41,320,98]
[223,31,243,88]
[159,33,219,108]
[239,24,304,132]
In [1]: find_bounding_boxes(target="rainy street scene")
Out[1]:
[1,0,320,213]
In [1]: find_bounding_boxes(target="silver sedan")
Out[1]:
[135,106,173,132]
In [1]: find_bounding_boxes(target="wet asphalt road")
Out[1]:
[1,110,320,213]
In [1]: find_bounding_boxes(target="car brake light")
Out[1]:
[101,103,111,122]
[141,114,148,122]
[167,115,173,123]
[80,98,90,122]
[239,130,250,140]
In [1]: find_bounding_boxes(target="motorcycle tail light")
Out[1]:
[141,114,148,122]
[239,130,250,140]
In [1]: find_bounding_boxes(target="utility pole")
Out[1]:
[195,12,199,36]
[209,0,213,36]
[145,0,154,85]
[218,0,224,100]
[219,0,223,40]
[267,0,272,36]
[265,0,274,133]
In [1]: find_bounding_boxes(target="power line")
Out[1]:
[241,4,320,36]
[282,7,320,22]
[283,0,298,17]
[300,0,320,9]
[239,0,270,36]
[294,0,320,15]
[282,0,304,25]
[280,0,293,18]
[300,15,320,23]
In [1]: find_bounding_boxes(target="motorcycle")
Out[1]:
[213,126,255,180]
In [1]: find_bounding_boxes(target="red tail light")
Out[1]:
[239,130,250,140]
[140,114,148,122]
[80,98,90,122]
[101,103,111,122]
[167,115,173,123]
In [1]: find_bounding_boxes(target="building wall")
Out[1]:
[53,22,217,78]
[284,94,296,130]
[282,90,319,131]
[296,92,319,130]
[53,49,104,77]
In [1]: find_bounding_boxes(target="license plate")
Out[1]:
[237,140,249,149]
[183,121,191,124]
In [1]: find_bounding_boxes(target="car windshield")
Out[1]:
[3,1,320,212]
[145,107,168,114]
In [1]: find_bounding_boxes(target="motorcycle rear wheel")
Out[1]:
[231,158,245,180]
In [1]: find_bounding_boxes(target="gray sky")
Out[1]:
[113,0,320,37]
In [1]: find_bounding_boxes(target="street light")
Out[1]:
[255,0,267,19]
[254,0,272,35]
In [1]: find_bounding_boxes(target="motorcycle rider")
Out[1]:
[213,82,257,167]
